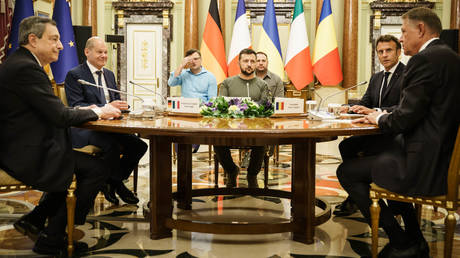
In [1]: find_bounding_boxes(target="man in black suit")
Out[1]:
[334,35,405,217]
[65,37,147,205]
[0,16,121,255]
[337,7,460,257]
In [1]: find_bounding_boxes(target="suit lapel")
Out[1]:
[374,71,384,105]
[102,68,115,102]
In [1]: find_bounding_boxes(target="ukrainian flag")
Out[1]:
[256,0,285,81]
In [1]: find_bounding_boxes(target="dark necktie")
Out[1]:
[379,72,391,108]
[95,70,106,104]
[382,71,390,92]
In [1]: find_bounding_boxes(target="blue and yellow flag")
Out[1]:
[255,0,285,81]
[50,0,78,84]
[7,0,34,56]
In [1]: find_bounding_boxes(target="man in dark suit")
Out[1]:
[0,16,121,255]
[65,37,147,205]
[337,7,460,257]
[334,35,405,217]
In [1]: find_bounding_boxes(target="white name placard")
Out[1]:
[273,97,305,114]
[167,97,200,113]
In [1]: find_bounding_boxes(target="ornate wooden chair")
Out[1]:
[0,168,77,257]
[369,125,460,258]
[55,84,141,193]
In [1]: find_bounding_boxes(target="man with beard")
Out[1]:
[255,51,284,99]
[168,48,217,153]
[215,48,269,188]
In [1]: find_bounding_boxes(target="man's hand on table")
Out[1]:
[352,110,387,125]
[99,104,122,119]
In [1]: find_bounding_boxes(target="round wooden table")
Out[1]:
[81,115,379,244]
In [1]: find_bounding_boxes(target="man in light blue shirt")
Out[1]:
[168,49,217,102]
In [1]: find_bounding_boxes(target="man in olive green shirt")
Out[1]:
[256,51,284,99]
[215,48,268,188]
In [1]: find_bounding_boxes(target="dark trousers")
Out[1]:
[30,151,109,236]
[88,132,147,182]
[336,149,423,246]
[214,146,265,176]
[339,134,393,161]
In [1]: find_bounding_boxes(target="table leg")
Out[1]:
[149,136,172,239]
[177,143,192,210]
[292,140,316,244]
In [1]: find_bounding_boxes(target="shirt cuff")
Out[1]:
[91,107,102,118]
[374,108,382,112]
[376,113,386,125]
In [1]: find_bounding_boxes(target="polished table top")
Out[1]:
[81,115,380,139]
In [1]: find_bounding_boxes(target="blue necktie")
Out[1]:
[95,70,106,104]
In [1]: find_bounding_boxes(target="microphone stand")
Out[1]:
[128,80,166,107]
[308,81,367,120]
[77,79,144,103]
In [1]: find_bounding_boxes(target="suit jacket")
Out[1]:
[0,47,98,192]
[65,62,120,107]
[359,62,405,112]
[374,40,460,196]
[65,63,120,148]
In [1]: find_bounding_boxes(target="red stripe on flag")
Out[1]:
[202,13,227,75]
[285,47,314,90]
[313,48,343,86]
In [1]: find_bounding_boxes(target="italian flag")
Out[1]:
[284,0,313,90]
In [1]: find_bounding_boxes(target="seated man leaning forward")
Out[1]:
[0,16,120,255]
[65,36,147,205]
[215,48,269,188]
[168,48,217,153]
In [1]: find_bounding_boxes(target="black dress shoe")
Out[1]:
[33,232,89,257]
[116,183,139,204]
[378,239,425,258]
[333,197,359,216]
[102,183,119,205]
[13,214,44,241]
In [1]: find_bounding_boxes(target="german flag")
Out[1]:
[200,0,227,84]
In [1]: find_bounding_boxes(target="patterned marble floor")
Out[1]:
[0,139,459,257]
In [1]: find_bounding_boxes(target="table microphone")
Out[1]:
[308,81,367,120]
[128,80,166,106]
[316,81,367,111]
[77,79,144,103]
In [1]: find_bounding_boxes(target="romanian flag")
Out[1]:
[312,0,342,86]
[285,0,313,90]
[256,0,285,81]
[200,0,227,84]
[7,0,34,56]
[227,0,251,77]
[50,0,79,84]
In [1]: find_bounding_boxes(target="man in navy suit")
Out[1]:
[0,16,121,255]
[334,35,405,217]
[338,8,460,257]
[65,37,147,205]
